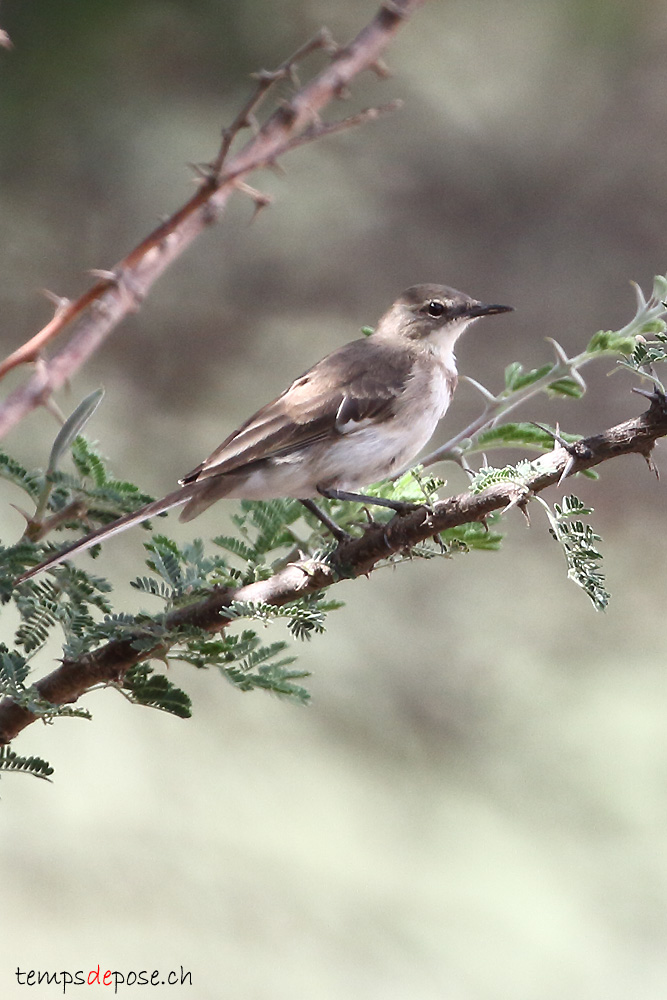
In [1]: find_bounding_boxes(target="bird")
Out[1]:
[17,284,512,581]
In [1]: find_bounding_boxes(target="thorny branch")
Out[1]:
[0,0,426,437]
[421,278,667,471]
[1,394,666,744]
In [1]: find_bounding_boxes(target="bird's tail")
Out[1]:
[15,484,196,583]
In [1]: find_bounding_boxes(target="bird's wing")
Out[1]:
[181,338,415,484]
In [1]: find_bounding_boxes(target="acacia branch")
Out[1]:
[0,0,426,437]
[1,396,665,745]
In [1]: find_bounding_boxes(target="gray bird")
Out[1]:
[17,284,511,580]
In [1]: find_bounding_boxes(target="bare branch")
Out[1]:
[211,28,337,174]
[0,0,426,436]
[1,396,665,745]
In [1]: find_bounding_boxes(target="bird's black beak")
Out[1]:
[466,302,514,318]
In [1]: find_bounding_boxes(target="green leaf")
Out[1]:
[586,330,637,355]
[122,663,192,718]
[504,361,523,390]
[130,576,173,599]
[0,645,30,695]
[224,663,311,703]
[14,579,60,653]
[440,521,504,552]
[540,494,610,611]
[546,377,584,398]
[0,746,54,781]
[47,389,104,475]
[70,436,109,486]
[240,640,295,673]
[470,460,539,494]
[212,534,258,563]
[475,422,581,452]
[0,452,44,502]
[504,362,553,392]
[249,499,301,553]
[144,536,183,590]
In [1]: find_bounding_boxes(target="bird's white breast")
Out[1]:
[314,357,455,491]
[222,356,456,500]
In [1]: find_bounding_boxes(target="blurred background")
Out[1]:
[2,1,667,997]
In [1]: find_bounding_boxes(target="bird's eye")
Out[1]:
[426,300,445,318]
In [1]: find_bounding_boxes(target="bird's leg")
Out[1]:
[299,498,351,543]
[317,486,421,514]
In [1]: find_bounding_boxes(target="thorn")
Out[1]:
[250,67,287,85]
[317,27,337,54]
[266,159,287,177]
[530,420,575,452]
[570,368,587,392]
[519,501,531,526]
[430,532,446,553]
[235,180,274,221]
[558,454,577,486]
[370,58,391,78]
[40,289,71,315]
[454,452,475,478]
[9,503,32,524]
[633,383,667,417]
[546,337,570,366]
[630,279,647,312]
[462,375,498,403]
[632,383,667,410]
[187,161,215,183]
[88,269,118,283]
[504,486,530,513]
[286,64,301,89]
[644,450,660,480]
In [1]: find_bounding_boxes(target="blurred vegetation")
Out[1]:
[2,2,667,999]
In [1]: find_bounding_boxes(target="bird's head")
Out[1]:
[375,284,513,355]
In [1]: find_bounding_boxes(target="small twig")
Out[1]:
[422,279,667,471]
[276,100,403,157]
[421,350,576,469]
[23,500,89,543]
[211,28,336,174]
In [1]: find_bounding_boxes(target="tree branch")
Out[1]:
[0,0,426,438]
[1,395,665,745]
